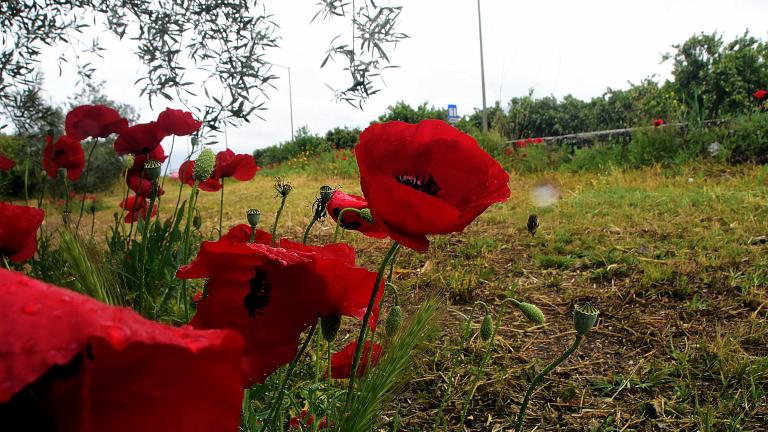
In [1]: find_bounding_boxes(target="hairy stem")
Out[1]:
[76,138,98,230]
[270,194,288,247]
[332,207,362,243]
[514,336,583,432]
[343,242,400,410]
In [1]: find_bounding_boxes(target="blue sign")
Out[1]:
[447,104,459,123]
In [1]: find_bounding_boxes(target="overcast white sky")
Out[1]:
[37,0,768,170]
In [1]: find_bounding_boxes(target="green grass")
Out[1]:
[40,161,768,430]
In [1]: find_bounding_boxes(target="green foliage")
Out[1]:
[339,298,441,431]
[377,101,447,123]
[665,31,768,119]
[324,126,361,149]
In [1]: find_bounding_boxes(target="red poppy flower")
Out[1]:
[177,225,383,386]
[330,341,382,379]
[342,155,348,161]
[65,104,129,141]
[326,190,387,239]
[119,195,157,223]
[126,145,167,198]
[515,139,527,148]
[533,137,544,144]
[42,135,85,180]
[0,154,14,171]
[289,409,328,430]
[653,118,664,127]
[0,202,44,263]
[0,268,245,432]
[214,149,260,181]
[113,122,168,156]
[156,108,202,136]
[504,147,513,156]
[355,120,511,252]
[753,89,767,100]
[178,160,221,192]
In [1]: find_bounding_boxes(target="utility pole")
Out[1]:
[477,0,488,132]
[273,64,295,141]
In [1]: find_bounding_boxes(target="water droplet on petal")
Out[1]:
[530,183,560,208]
[22,303,42,315]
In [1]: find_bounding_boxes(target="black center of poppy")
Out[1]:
[244,269,272,317]
[331,207,362,230]
[53,149,66,159]
[394,172,440,196]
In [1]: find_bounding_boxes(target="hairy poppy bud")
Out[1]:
[144,159,162,181]
[113,212,119,223]
[480,312,493,342]
[386,305,403,337]
[274,177,292,197]
[527,214,539,236]
[123,154,135,169]
[359,208,374,223]
[193,148,215,181]
[319,185,334,205]
[62,210,72,225]
[321,315,341,343]
[514,301,545,325]
[193,211,202,229]
[573,303,599,336]
[89,203,96,214]
[246,208,261,226]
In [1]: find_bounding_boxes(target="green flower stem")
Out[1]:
[138,183,158,297]
[270,194,288,247]
[332,208,362,243]
[179,181,200,318]
[343,242,400,410]
[62,176,70,212]
[387,246,400,281]
[3,256,10,270]
[90,209,96,238]
[302,215,318,244]
[261,325,317,432]
[75,138,98,230]
[116,168,131,228]
[459,301,495,424]
[218,179,224,239]
[514,335,584,432]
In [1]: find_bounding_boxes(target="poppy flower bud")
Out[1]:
[319,185,334,204]
[123,154,135,169]
[193,148,215,181]
[573,303,599,336]
[527,214,539,236]
[480,312,493,342]
[514,301,545,325]
[359,208,374,224]
[89,203,96,214]
[386,305,403,337]
[144,159,162,181]
[275,177,292,197]
[193,211,202,229]
[62,210,72,225]
[191,136,200,147]
[246,208,261,226]
[321,315,342,343]
[113,212,119,223]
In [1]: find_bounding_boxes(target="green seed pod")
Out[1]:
[319,185,334,205]
[573,303,599,336]
[515,301,545,325]
[246,208,261,226]
[359,208,374,223]
[321,315,342,343]
[193,148,215,181]
[480,312,493,342]
[386,305,403,338]
[144,159,162,181]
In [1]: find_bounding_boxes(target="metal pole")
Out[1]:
[477,0,488,132]
[273,63,295,141]
[286,66,294,141]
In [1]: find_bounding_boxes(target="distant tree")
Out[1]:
[325,126,361,149]
[377,101,448,123]
[1,0,407,133]
[664,31,768,118]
